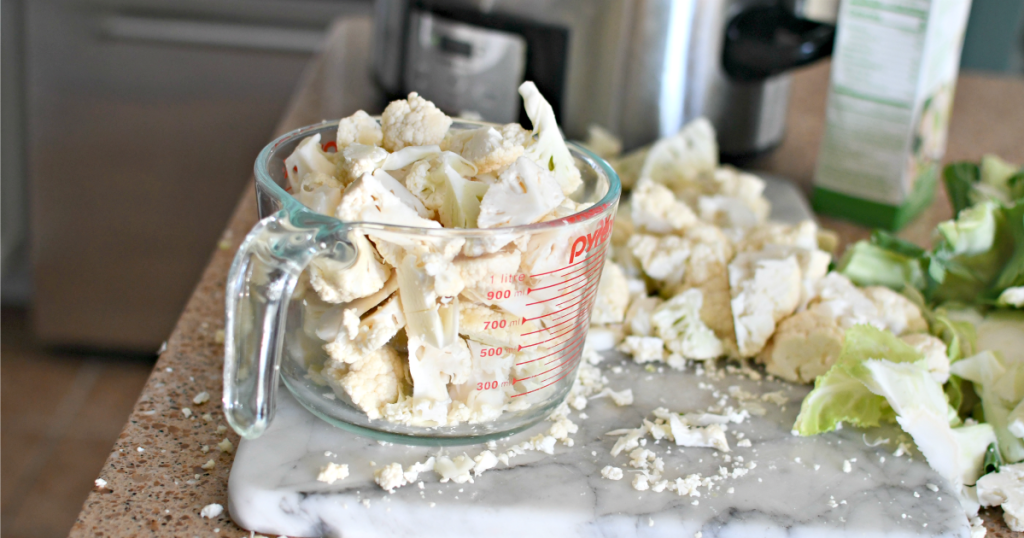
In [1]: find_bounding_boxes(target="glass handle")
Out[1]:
[223,209,353,439]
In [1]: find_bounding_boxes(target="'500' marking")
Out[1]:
[568,216,613,264]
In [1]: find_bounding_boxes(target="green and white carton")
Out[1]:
[813,0,973,230]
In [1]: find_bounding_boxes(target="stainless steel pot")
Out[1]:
[373,0,836,160]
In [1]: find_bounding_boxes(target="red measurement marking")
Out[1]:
[542,337,585,366]
[553,245,608,279]
[514,352,579,386]
[512,366,576,397]
[537,360,581,386]
[518,323,576,351]
[515,331,586,366]
[526,284,585,307]
[557,260,607,294]
[556,280,600,308]
[527,269,589,293]
[321,140,337,152]
[527,256,592,279]
[522,289,596,323]
[519,315,575,336]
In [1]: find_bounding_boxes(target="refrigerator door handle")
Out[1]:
[100,14,326,54]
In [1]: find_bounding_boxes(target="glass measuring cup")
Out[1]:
[224,119,620,445]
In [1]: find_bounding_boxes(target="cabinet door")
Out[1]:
[26,0,367,350]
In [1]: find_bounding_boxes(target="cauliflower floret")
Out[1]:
[628,234,691,290]
[630,177,699,234]
[638,118,718,193]
[309,233,391,304]
[698,195,762,233]
[519,82,582,195]
[580,124,622,159]
[336,110,383,148]
[339,169,437,228]
[477,157,565,228]
[759,274,933,384]
[323,345,410,420]
[729,252,802,357]
[442,123,531,174]
[735,220,820,253]
[402,151,477,215]
[807,272,881,329]
[449,340,514,423]
[709,166,770,223]
[293,185,342,217]
[337,143,389,185]
[284,133,336,191]
[679,229,736,349]
[625,295,664,337]
[758,244,832,307]
[862,286,928,335]
[395,253,459,348]
[455,248,523,296]
[457,302,527,348]
[591,260,629,324]
[312,274,399,342]
[900,333,951,384]
[585,324,626,351]
[381,145,442,172]
[437,165,490,229]
[978,462,1024,531]
[758,308,844,383]
[381,92,453,152]
[324,294,405,363]
[617,335,666,363]
[651,288,724,360]
[405,336,472,425]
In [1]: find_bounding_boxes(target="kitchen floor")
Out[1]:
[1,308,154,538]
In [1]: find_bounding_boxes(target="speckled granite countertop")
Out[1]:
[70,17,1024,538]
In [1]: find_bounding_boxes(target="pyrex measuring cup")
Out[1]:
[224,119,620,445]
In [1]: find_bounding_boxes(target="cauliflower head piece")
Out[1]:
[336,110,383,148]
[381,92,453,152]
[323,345,410,420]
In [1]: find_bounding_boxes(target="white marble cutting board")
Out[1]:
[227,176,972,537]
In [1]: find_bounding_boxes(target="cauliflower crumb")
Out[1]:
[217,439,234,454]
[94,478,107,489]
[842,460,852,473]
[182,408,192,419]
[200,503,223,519]
[601,466,624,480]
[317,462,350,484]
[435,455,476,484]
[375,463,407,493]
[193,392,210,405]
[201,459,215,470]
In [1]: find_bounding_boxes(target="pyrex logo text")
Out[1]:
[568,216,613,264]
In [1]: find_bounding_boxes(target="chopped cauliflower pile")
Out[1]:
[290,83,605,427]
[590,117,932,388]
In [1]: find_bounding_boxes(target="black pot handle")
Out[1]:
[722,4,835,82]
